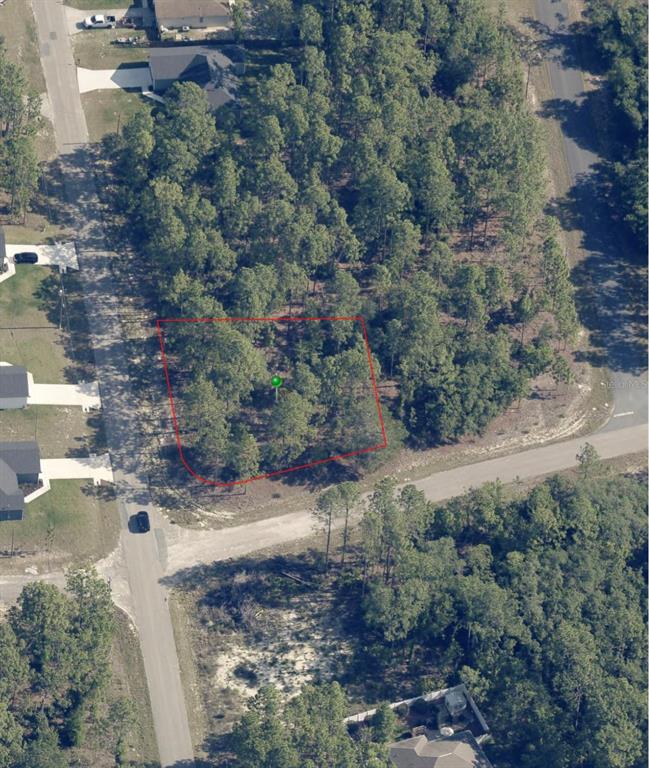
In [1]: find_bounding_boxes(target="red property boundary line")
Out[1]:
[155,315,388,487]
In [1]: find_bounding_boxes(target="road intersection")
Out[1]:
[10,1,647,766]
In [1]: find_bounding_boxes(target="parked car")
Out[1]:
[134,510,150,533]
[13,252,38,264]
[83,14,117,29]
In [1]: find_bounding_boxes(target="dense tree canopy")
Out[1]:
[585,0,648,249]
[225,468,646,768]
[110,0,578,468]
[353,469,647,768]
[0,568,133,768]
[0,41,41,217]
[230,683,392,768]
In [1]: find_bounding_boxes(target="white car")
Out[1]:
[83,14,117,29]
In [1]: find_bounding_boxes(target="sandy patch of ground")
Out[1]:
[212,607,347,700]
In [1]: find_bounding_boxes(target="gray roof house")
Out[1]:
[0,364,30,409]
[0,441,41,522]
[152,0,232,31]
[149,48,234,108]
[388,732,493,768]
[346,685,493,768]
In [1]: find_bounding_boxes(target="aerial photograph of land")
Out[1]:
[0,0,645,766]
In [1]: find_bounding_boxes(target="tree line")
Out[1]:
[163,317,385,481]
[0,41,41,219]
[585,0,647,250]
[0,567,135,768]
[225,462,646,768]
[107,0,579,463]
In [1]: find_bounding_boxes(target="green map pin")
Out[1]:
[271,375,283,401]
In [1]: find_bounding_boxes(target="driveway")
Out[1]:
[5,242,79,271]
[77,65,152,94]
[64,5,127,35]
[28,381,101,411]
[41,453,114,483]
[64,5,154,36]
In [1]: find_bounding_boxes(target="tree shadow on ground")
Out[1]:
[549,164,647,374]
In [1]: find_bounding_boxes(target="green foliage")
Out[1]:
[0,42,41,217]
[585,0,648,249]
[352,471,647,768]
[110,0,574,464]
[0,568,125,768]
[231,684,392,767]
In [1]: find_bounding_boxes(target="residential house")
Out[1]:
[0,365,30,409]
[346,685,493,768]
[388,731,493,768]
[152,0,232,32]
[0,441,42,522]
[148,47,234,108]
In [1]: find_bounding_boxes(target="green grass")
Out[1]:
[0,406,106,458]
[0,266,96,383]
[0,480,119,563]
[82,89,153,143]
[110,610,160,765]
[73,27,150,70]
[65,0,128,8]
[3,217,72,246]
[0,267,74,382]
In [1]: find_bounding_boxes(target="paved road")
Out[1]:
[164,423,647,575]
[534,0,648,430]
[4,423,646,601]
[32,2,194,765]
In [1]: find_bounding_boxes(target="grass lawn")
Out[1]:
[1,0,56,160]
[1,406,106,458]
[73,28,150,70]
[65,0,128,8]
[0,480,119,565]
[0,266,96,383]
[2,214,72,246]
[82,90,153,142]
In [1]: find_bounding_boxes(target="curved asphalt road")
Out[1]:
[533,0,648,430]
[32,2,193,765]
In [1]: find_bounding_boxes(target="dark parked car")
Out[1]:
[134,510,150,533]
[14,252,38,264]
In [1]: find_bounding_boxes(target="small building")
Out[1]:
[0,441,42,522]
[0,365,30,410]
[148,47,234,108]
[152,0,232,31]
